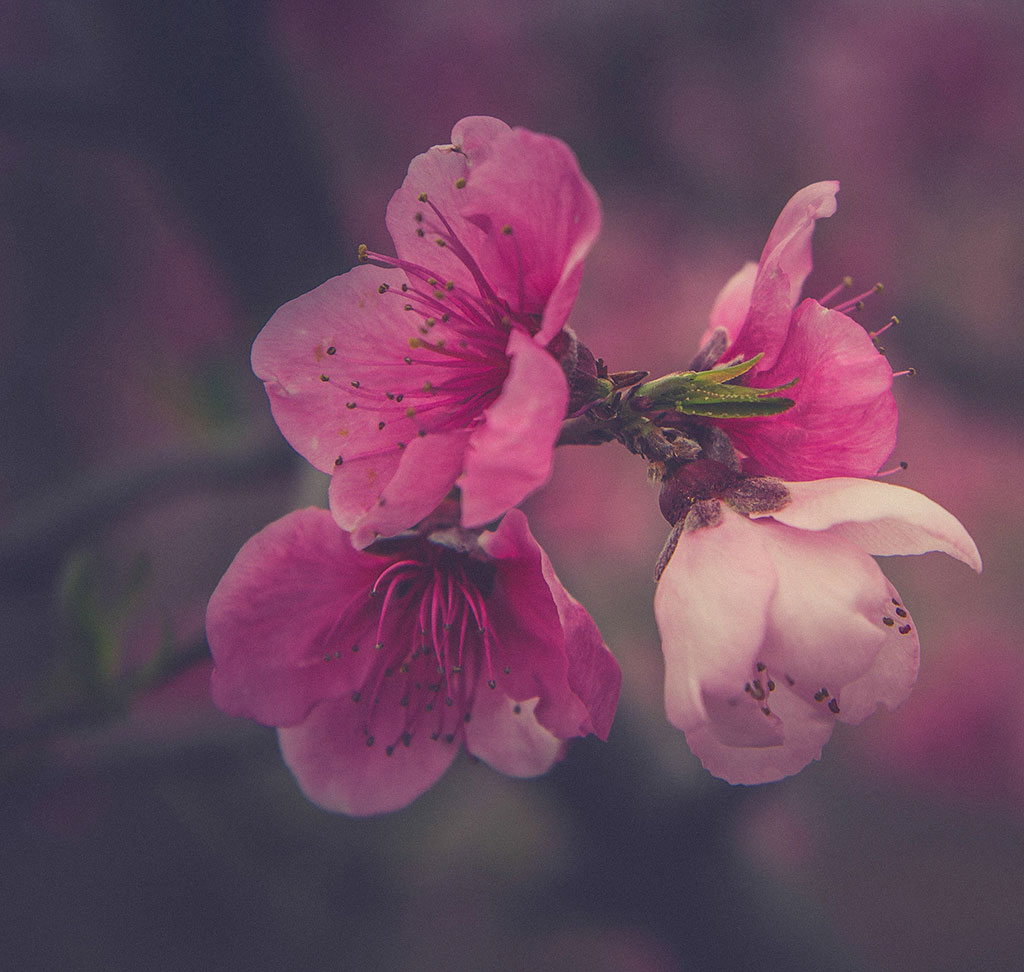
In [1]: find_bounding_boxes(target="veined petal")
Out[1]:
[278,696,460,816]
[760,478,983,570]
[207,508,382,726]
[460,330,568,528]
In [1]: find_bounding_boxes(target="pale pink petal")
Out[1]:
[761,478,983,570]
[278,696,460,816]
[337,428,473,549]
[654,510,777,734]
[460,330,568,528]
[705,261,757,345]
[685,686,835,785]
[465,692,565,777]
[207,508,381,726]
[757,519,918,720]
[718,299,897,479]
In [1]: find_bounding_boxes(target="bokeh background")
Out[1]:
[2,1,1022,969]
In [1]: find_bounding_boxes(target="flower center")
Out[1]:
[344,546,507,755]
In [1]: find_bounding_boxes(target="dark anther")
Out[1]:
[431,731,440,740]
[899,624,912,635]
[379,421,386,430]
[828,698,841,714]
[335,456,344,466]
[892,598,901,606]
[756,662,766,672]
[385,745,395,756]
[895,607,908,618]
[351,691,361,702]
[767,680,776,692]
[346,401,357,409]
[513,704,521,715]
[762,706,772,716]
[399,697,409,707]
[464,712,472,723]
[378,283,389,294]
[402,733,412,747]
[444,733,455,744]
[883,616,895,626]
[320,374,330,382]
[326,346,336,355]
[487,679,496,689]
[351,380,360,388]
[366,735,375,747]
[503,665,510,675]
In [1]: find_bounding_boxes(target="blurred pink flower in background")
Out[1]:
[207,507,619,814]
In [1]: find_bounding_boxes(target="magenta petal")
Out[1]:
[278,697,459,816]
[465,690,565,778]
[480,509,619,741]
[718,299,897,479]
[207,508,381,726]
[460,330,568,528]
[763,478,983,570]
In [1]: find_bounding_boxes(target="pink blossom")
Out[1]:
[696,182,898,480]
[207,507,619,815]
[654,475,981,784]
[252,116,601,547]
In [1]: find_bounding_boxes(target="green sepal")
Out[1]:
[634,355,798,418]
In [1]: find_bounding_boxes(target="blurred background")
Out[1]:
[2,1,1022,969]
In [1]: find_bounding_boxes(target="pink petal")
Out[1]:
[252,265,430,473]
[278,695,460,816]
[704,261,757,347]
[726,182,839,372]
[537,533,621,740]
[207,508,381,726]
[654,510,777,734]
[760,478,983,570]
[458,126,602,344]
[337,428,473,549]
[480,509,618,741]
[757,181,839,310]
[459,330,568,528]
[465,691,565,777]
[717,299,898,479]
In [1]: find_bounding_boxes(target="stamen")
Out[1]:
[833,282,883,315]
[876,460,909,478]
[819,275,854,305]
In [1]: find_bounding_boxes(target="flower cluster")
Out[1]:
[207,116,980,814]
